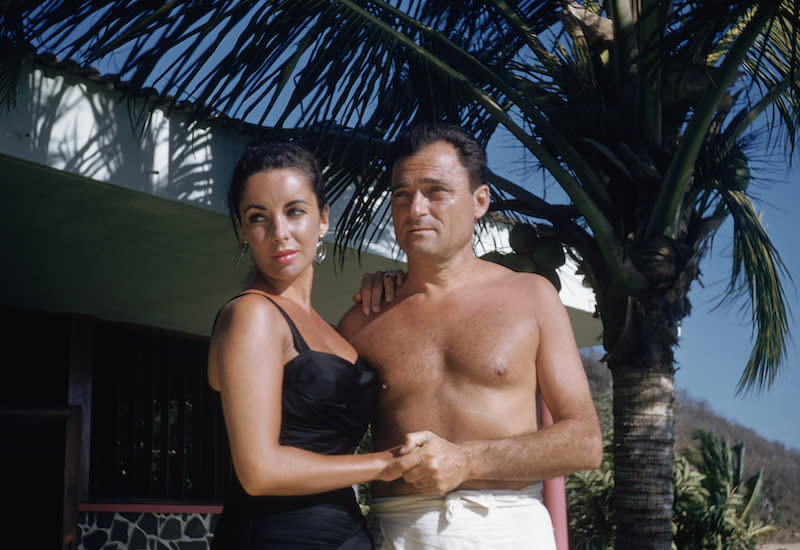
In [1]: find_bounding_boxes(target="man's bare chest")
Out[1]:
[351,304,539,387]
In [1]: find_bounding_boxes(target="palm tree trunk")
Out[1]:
[612,364,676,549]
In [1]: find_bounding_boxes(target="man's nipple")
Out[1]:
[494,364,508,376]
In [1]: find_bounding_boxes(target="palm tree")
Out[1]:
[3,1,798,547]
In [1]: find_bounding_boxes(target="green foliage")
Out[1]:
[568,429,776,550]
[566,433,615,549]
[679,430,776,549]
[672,455,712,550]
[355,426,374,519]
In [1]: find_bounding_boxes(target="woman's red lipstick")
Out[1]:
[273,249,297,265]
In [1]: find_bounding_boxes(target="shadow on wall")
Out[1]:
[4,58,253,214]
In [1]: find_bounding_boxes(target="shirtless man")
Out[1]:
[338,123,602,549]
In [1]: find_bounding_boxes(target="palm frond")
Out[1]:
[720,189,792,392]
[741,0,800,155]
[0,1,27,109]
[648,0,781,241]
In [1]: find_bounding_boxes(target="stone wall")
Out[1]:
[79,511,218,550]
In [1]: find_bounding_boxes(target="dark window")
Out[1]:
[1,306,231,504]
[90,322,231,502]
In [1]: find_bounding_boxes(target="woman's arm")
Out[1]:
[210,294,403,496]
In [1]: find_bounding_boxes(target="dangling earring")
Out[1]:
[314,237,328,265]
[235,241,249,266]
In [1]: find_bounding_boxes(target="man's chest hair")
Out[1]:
[355,311,538,383]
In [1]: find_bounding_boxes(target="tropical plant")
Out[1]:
[568,429,776,550]
[565,431,615,549]
[672,453,711,550]
[2,1,798,547]
[679,429,776,550]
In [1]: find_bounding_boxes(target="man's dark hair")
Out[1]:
[389,122,487,190]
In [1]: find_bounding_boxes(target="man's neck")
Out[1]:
[403,249,481,294]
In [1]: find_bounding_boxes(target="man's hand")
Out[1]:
[395,431,470,494]
[352,269,406,315]
[374,445,415,482]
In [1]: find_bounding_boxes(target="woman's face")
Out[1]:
[238,167,329,285]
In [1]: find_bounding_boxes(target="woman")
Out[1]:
[208,143,404,549]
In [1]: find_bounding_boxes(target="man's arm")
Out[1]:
[337,302,370,341]
[398,275,602,493]
[350,270,406,316]
[339,269,406,337]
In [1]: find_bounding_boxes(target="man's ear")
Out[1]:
[473,184,490,219]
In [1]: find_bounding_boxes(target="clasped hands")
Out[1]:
[380,431,470,494]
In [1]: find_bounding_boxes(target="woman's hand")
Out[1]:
[353,269,406,315]
[397,431,468,494]
[375,444,420,482]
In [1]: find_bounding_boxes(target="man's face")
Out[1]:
[390,141,488,261]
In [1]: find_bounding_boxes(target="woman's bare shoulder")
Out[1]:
[213,292,286,340]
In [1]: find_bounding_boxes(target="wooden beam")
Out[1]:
[63,406,82,550]
[68,317,93,501]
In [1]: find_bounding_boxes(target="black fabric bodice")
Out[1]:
[212,293,379,549]
[277,308,377,456]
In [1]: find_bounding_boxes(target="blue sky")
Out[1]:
[487,136,800,453]
[673,165,799,452]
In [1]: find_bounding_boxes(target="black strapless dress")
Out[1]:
[211,293,379,549]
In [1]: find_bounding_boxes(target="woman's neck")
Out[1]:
[248,268,315,311]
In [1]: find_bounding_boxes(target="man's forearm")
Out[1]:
[463,417,602,482]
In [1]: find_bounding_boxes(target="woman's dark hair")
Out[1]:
[227,142,326,240]
[389,122,487,190]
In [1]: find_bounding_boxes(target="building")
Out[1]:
[0,54,600,549]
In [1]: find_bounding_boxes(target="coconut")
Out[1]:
[724,151,750,191]
[509,223,539,254]
[531,237,566,270]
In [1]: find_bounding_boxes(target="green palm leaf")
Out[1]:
[719,189,791,392]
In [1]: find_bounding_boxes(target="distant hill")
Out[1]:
[580,349,800,543]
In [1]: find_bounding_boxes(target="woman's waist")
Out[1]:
[222,486,359,517]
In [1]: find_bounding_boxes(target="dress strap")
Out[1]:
[239,292,311,354]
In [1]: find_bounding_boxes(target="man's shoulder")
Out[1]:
[472,262,563,314]
[479,259,557,291]
[337,302,374,340]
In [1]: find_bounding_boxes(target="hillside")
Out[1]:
[674,393,800,543]
[580,349,800,543]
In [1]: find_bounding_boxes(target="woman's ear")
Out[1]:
[319,204,331,236]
